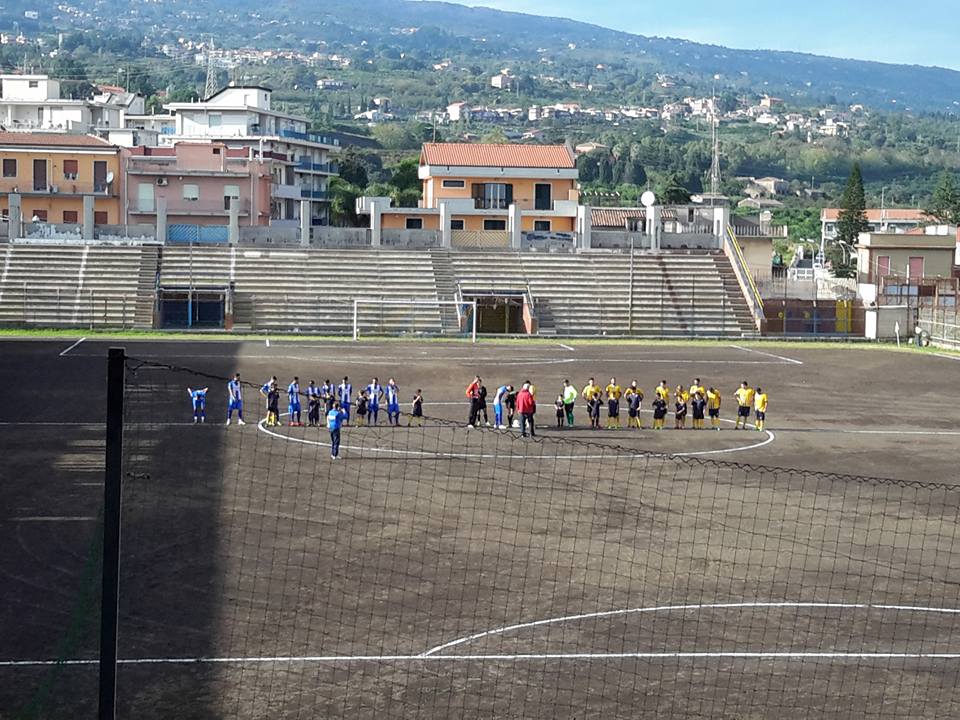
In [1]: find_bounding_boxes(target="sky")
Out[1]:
[471,0,960,71]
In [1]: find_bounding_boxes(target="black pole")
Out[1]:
[99,347,125,720]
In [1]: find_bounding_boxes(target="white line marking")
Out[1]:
[729,344,804,365]
[5,651,960,668]
[265,338,270,348]
[558,343,576,352]
[257,413,775,459]
[7,516,97,522]
[420,601,960,657]
[58,337,86,357]
[932,353,960,362]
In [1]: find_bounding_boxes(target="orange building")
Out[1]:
[0,132,122,226]
[359,143,583,246]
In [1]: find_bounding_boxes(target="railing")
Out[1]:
[296,159,339,174]
[278,129,340,146]
[300,189,330,200]
[2,182,116,196]
[2,286,138,329]
[723,225,765,332]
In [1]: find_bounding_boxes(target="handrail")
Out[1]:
[723,225,765,331]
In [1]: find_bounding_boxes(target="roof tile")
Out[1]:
[0,132,115,149]
[422,142,575,169]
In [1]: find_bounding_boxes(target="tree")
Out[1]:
[337,151,369,189]
[926,170,960,225]
[388,156,421,193]
[835,163,869,247]
[576,152,601,183]
[481,127,508,144]
[654,173,692,204]
[329,178,362,227]
[598,156,614,186]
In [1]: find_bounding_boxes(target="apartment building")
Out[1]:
[125,142,277,227]
[162,83,339,226]
[359,142,580,236]
[821,208,931,243]
[0,74,143,134]
[0,132,122,224]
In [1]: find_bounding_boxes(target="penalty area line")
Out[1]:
[58,337,86,357]
[729,344,803,365]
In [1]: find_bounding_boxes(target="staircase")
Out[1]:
[429,248,460,333]
[135,245,161,328]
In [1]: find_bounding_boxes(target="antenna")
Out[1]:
[203,36,219,100]
[708,75,722,206]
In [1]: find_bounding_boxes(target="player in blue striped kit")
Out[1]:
[225,373,246,426]
[366,377,384,425]
[188,386,208,424]
[287,376,302,427]
[385,378,401,426]
[337,377,352,425]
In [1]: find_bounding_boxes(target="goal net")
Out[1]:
[352,298,477,341]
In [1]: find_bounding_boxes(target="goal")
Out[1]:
[352,298,478,342]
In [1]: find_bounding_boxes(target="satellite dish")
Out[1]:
[640,191,657,208]
[106,171,115,184]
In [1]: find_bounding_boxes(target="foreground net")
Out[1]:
[39,356,960,718]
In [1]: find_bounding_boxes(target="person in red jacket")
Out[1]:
[465,376,481,428]
[516,382,537,438]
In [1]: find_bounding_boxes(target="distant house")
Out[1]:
[753,177,789,196]
[357,142,580,239]
[574,141,609,156]
[821,208,932,244]
[856,229,956,284]
[738,197,784,211]
[760,95,784,109]
[316,78,344,90]
[491,73,515,90]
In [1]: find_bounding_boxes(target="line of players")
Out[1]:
[186,375,423,429]
[466,377,769,433]
[188,374,768,434]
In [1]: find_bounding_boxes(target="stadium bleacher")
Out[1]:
[0,243,758,337]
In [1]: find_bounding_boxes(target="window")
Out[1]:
[2,158,15,177]
[94,211,108,225]
[405,217,424,230]
[212,147,221,155]
[450,219,465,230]
[442,179,465,189]
[208,113,222,127]
[223,184,240,211]
[484,219,507,231]
[534,183,552,211]
[28,80,38,89]
[472,182,513,209]
[31,209,47,222]
[534,220,551,232]
[62,210,78,223]
[137,183,155,212]
[62,159,79,180]
[183,184,200,201]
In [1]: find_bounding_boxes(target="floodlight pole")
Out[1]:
[352,299,359,341]
[99,347,125,720]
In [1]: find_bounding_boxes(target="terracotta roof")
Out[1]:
[591,207,681,227]
[0,132,115,149]
[821,208,930,223]
[421,142,575,169]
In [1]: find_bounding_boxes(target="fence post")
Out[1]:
[99,347,125,720]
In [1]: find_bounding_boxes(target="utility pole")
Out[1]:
[708,74,721,206]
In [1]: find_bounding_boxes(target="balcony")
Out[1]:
[271,183,302,200]
[474,198,511,210]
[130,198,251,216]
[296,159,339,174]
[278,129,341,147]
[2,181,117,197]
[300,189,330,201]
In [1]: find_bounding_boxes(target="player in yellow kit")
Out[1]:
[656,380,670,403]
[754,387,769,431]
[689,377,706,400]
[734,381,755,430]
[605,378,623,429]
[706,387,722,431]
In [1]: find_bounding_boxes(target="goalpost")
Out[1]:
[352,298,478,342]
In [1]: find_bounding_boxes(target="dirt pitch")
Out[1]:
[2,337,960,719]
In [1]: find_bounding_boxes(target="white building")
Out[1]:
[162,83,340,226]
[0,74,144,134]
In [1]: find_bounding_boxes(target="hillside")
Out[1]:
[4,0,960,111]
